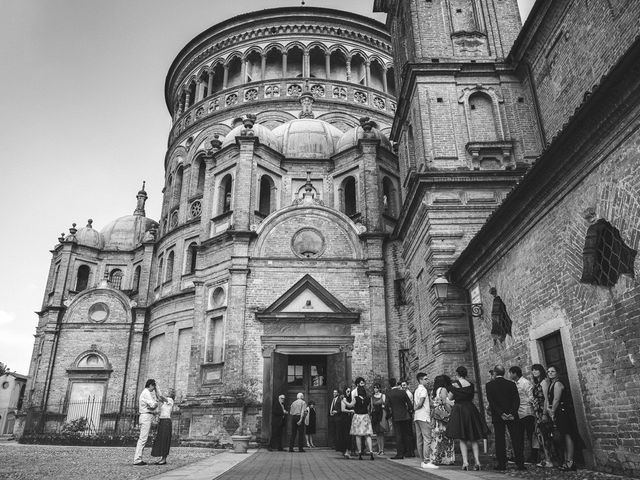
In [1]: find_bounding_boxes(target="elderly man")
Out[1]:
[288,392,307,453]
[133,379,158,465]
[270,393,288,451]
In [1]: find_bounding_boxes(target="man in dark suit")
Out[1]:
[269,394,288,451]
[486,365,525,470]
[386,378,414,459]
[328,389,340,449]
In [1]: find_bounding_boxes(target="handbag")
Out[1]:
[432,404,451,422]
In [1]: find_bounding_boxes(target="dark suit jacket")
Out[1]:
[485,377,520,422]
[386,387,413,422]
[272,400,288,423]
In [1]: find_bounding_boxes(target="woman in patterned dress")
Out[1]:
[530,364,555,467]
[349,377,375,460]
[429,375,456,465]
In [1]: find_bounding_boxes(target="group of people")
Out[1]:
[270,363,583,472]
[133,379,176,466]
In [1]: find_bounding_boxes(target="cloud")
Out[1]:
[0,310,16,326]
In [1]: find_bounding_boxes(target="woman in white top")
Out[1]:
[151,388,175,465]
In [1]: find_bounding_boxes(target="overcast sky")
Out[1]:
[0,0,535,375]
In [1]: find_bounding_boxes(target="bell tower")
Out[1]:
[374,0,543,376]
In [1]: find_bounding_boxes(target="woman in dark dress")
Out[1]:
[547,366,584,471]
[445,366,488,470]
[336,386,355,458]
[305,400,317,447]
[151,388,175,465]
[530,364,556,467]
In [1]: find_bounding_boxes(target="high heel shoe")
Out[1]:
[358,452,363,460]
[370,452,375,460]
[474,464,481,471]
[462,464,469,471]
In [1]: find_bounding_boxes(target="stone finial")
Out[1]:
[210,133,222,150]
[58,232,66,243]
[86,219,93,228]
[298,92,315,119]
[69,223,77,235]
[241,114,257,136]
[134,181,148,216]
[232,117,244,128]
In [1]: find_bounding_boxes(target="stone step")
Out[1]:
[0,434,16,442]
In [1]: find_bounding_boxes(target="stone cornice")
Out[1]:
[393,169,526,240]
[449,36,640,288]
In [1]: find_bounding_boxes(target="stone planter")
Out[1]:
[230,434,251,453]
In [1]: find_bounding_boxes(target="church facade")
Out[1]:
[23,1,639,475]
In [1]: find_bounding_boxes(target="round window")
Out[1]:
[88,303,109,323]
[1,382,9,389]
[291,228,325,258]
[211,287,225,308]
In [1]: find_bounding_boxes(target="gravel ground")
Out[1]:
[0,443,222,480]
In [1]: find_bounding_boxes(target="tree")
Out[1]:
[0,362,10,376]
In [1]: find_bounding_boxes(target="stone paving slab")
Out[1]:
[147,449,257,480]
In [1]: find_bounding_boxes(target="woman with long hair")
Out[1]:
[530,364,555,467]
[349,377,375,460]
[445,366,488,471]
[430,374,455,465]
[370,382,388,455]
[337,386,355,458]
[547,366,584,471]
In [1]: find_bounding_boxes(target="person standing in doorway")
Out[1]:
[509,366,536,463]
[328,389,340,450]
[486,365,524,471]
[414,372,438,469]
[133,379,158,466]
[270,394,288,451]
[304,400,317,448]
[387,378,414,460]
[288,392,307,452]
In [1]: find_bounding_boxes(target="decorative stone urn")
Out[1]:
[230,434,251,453]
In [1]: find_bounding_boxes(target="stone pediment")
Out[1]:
[256,274,360,323]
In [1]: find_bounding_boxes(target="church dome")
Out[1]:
[272,119,343,159]
[220,123,280,152]
[336,124,392,153]
[75,220,104,249]
[100,215,158,251]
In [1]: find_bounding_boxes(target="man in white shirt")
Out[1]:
[133,379,158,465]
[288,392,307,452]
[509,366,536,463]
[414,373,438,469]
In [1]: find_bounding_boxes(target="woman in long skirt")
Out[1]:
[336,386,355,458]
[151,389,175,465]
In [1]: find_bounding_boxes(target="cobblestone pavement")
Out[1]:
[0,443,220,480]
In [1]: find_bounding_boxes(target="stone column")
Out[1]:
[196,80,204,102]
[241,59,247,84]
[261,54,266,80]
[346,59,351,82]
[303,51,310,77]
[282,52,288,77]
[233,137,257,231]
[359,137,382,231]
[382,67,388,93]
[207,72,214,97]
[325,52,331,79]
[200,153,217,240]
[185,90,191,109]
[223,65,229,89]
[365,61,371,87]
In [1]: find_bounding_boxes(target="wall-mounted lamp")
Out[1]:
[433,275,483,317]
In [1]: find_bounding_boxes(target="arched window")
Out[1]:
[264,47,283,80]
[195,158,206,194]
[350,53,366,85]
[330,50,348,82]
[227,55,243,88]
[382,177,397,217]
[157,258,164,286]
[469,92,497,141]
[386,67,396,96]
[287,46,304,77]
[75,265,90,292]
[341,176,357,216]
[245,50,262,82]
[369,59,385,92]
[309,46,326,79]
[210,63,224,94]
[173,166,184,205]
[199,70,209,99]
[581,219,637,287]
[258,175,275,216]
[165,251,174,283]
[165,174,173,211]
[132,265,141,292]
[109,269,123,290]
[187,79,197,107]
[219,174,233,214]
[186,242,198,275]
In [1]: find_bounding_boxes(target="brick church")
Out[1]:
[23,1,639,475]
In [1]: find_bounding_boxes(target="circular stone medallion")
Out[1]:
[88,302,109,323]
[291,228,326,258]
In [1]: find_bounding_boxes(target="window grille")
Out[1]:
[581,219,636,287]
[109,269,123,290]
[399,349,410,381]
